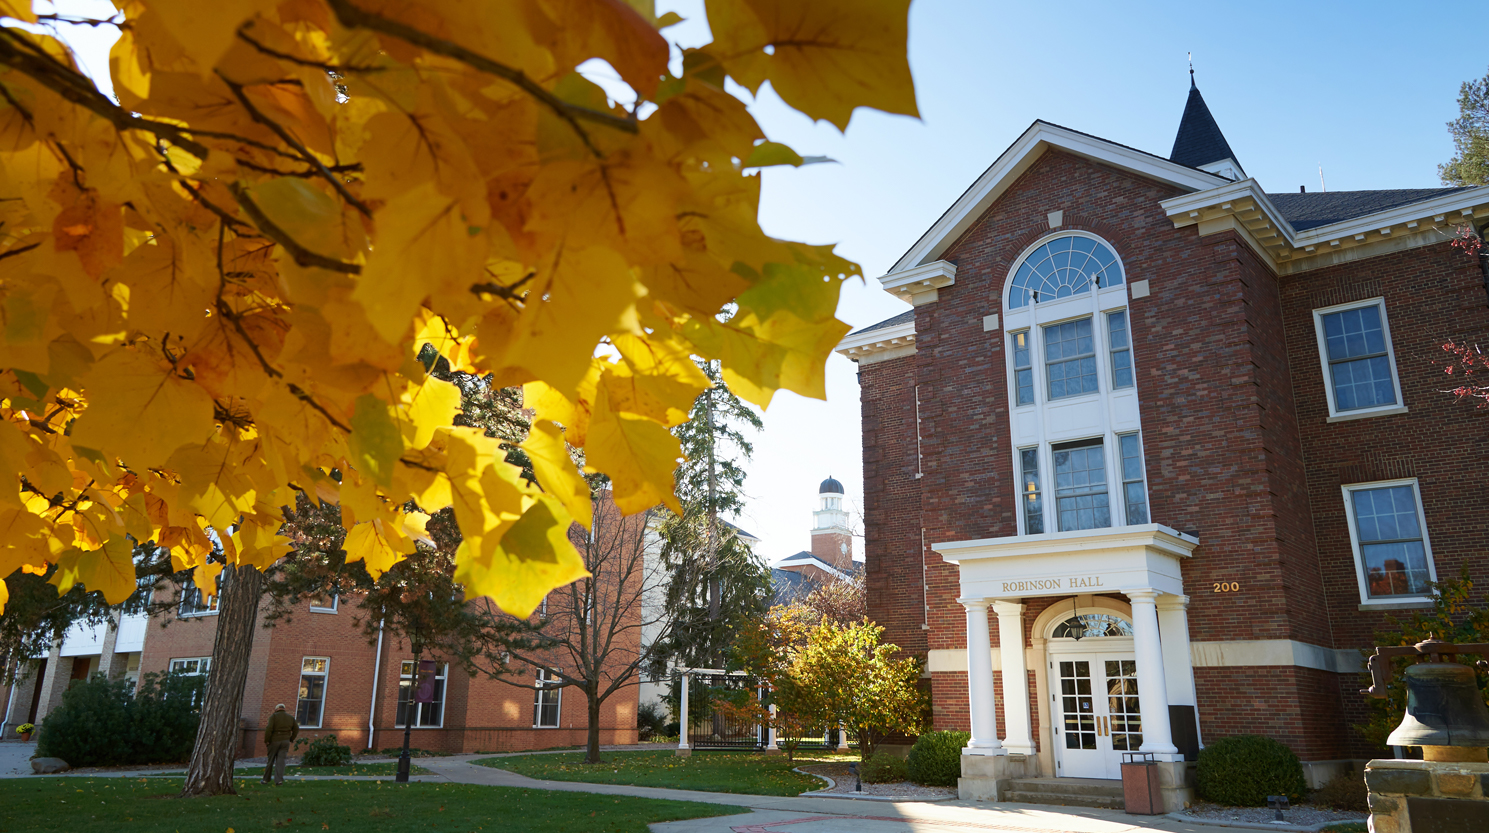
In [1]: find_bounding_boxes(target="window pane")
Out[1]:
[1332,356,1396,410]
[1324,306,1386,361]
[1054,443,1109,531]
[1016,369,1034,405]
[1352,485,1431,598]
[1045,319,1098,400]
[1020,448,1043,534]
[1107,311,1129,349]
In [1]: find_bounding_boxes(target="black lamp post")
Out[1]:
[1067,597,1086,641]
[396,640,422,784]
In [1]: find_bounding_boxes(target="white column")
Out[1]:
[1157,594,1201,748]
[992,601,1034,755]
[678,673,690,751]
[1128,589,1179,759]
[960,598,1004,756]
[766,703,779,751]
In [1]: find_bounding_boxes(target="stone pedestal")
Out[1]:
[1152,760,1196,813]
[958,753,1037,801]
[1366,758,1489,833]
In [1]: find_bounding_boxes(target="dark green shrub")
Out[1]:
[860,753,909,783]
[36,677,134,767]
[637,701,667,740]
[130,671,204,764]
[296,734,352,767]
[906,730,968,787]
[1310,772,1367,812]
[1197,735,1307,806]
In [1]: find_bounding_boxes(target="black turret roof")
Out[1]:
[1170,77,1243,176]
[819,476,844,495]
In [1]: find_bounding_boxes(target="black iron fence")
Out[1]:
[687,672,764,749]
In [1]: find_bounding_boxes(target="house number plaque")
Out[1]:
[1212,582,1240,592]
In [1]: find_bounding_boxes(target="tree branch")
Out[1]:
[324,0,636,159]
[228,183,362,274]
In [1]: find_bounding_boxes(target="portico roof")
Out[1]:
[934,524,1199,601]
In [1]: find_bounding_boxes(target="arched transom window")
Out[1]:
[1051,613,1134,639]
[1008,236,1124,309]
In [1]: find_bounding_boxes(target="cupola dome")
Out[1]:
[819,476,844,495]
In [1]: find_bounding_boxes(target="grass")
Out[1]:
[471,749,857,797]
[0,777,742,833]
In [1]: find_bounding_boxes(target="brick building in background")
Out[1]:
[4,495,644,756]
[838,77,1489,801]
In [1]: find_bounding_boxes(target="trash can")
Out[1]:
[1121,752,1164,815]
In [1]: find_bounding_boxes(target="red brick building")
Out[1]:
[838,80,1489,805]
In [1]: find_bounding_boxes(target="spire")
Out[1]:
[1169,69,1244,179]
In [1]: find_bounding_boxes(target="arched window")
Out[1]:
[1051,613,1134,639]
[1008,235,1124,309]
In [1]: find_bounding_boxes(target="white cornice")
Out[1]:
[933,523,1199,562]
[880,260,956,306]
[889,121,1226,273]
[836,320,916,365]
[1163,182,1489,274]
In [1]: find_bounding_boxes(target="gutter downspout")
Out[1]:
[368,619,385,752]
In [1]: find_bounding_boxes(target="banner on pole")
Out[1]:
[415,659,438,703]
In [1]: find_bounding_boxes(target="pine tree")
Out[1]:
[1441,66,1489,186]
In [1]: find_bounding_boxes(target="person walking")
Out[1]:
[262,703,299,785]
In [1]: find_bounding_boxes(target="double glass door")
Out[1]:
[1053,652,1143,779]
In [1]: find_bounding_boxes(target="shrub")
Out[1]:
[1197,735,1307,807]
[296,734,353,767]
[1310,772,1368,812]
[636,701,667,740]
[130,671,204,765]
[36,677,134,767]
[906,730,969,787]
[860,753,909,783]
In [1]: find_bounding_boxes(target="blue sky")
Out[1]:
[28,1,1483,565]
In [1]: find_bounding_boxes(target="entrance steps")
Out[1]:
[1004,777,1124,810]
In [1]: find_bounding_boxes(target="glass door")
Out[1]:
[1053,652,1142,779]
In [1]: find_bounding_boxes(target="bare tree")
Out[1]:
[481,489,676,764]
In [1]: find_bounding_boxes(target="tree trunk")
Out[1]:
[180,563,265,797]
[584,686,603,764]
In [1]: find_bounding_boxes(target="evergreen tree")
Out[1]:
[1441,66,1489,186]
[656,362,771,670]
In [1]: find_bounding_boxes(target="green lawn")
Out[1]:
[471,749,853,797]
[0,777,742,833]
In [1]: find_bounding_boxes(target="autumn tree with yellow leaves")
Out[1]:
[0,0,917,796]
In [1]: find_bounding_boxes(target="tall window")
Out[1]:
[533,668,562,728]
[1344,480,1435,601]
[1117,433,1148,524]
[1044,318,1098,400]
[296,658,329,728]
[396,661,447,728]
[1019,448,1044,534]
[179,579,219,617]
[309,594,338,613]
[1053,439,1109,531]
[1012,331,1034,405]
[1107,311,1133,389]
[1313,299,1403,419]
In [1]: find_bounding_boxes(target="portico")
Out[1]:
[934,524,1200,790]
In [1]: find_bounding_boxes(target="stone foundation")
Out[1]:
[1153,760,1196,813]
[958,753,1038,800]
[1365,758,1489,832]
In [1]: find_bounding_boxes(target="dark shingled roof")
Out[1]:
[848,309,913,337]
[1266,188,1472,232]
[1170,80,1243,176]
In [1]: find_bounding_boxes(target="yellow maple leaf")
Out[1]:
[343,516,414,580]
[454,496,588,618]
[70,348,218,469]
[51,536,136,605]
[584,385,682,515]
[521,420,592,530]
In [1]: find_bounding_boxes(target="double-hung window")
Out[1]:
[1117,433,1149,524]
[1044,318,1098,400]
[309,593,338,613]
[179,579,219,617]
[1019,448,1044,534]
[169,657,211,676]
[1107,311,1134,389]
[1052,439,1110,531]
[1343,480,1435,603]
[396,661,447,728]
[296,658,329,728]
[1313,299,1404,419]
[533,668,562,728]
[1012,331,1034,405]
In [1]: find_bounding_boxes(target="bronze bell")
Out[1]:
[1386,660,1489,762]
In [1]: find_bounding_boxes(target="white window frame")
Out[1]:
[309,594,339,613]
[1342,478,1437,607]
[396,660,447,729]
[178,580,219,618]
[533,668,562,728]
[169,657,211,676]
[295,657,329,729]
[1311,298,1408,422]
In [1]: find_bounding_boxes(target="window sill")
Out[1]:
[1327,405,1408,423]
[178,611,219,618]
[309,608,338,614]
[1358,600,1434,611]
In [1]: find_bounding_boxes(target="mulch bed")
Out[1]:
[796,763,956,800]
[1181,800,1367,827]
